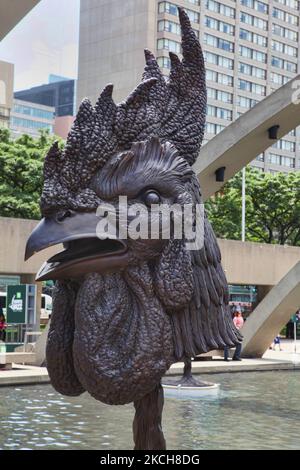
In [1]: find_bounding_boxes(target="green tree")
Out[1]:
[205,167,300,246]
[0,128,61,219]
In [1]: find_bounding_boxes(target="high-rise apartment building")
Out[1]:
[77,0,300,173]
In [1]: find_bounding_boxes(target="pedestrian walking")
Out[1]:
[0,312,7,342]
[224,312,244,361]
[272,335,282,351]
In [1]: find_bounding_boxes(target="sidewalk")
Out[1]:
[263,338,300,360]
[167,339,300,376]
[0,340,299,387]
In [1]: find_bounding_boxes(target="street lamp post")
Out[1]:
[242,167,246,242]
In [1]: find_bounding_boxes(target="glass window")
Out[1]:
[157,38,181,53]
[205,52,234,69]
[241,0,268,13]
[239,63,266,80]
[268,153,281,165]
[272,24,298,42]
[272,40,298,57]
[158,1,178,15]
[207,88,233,103]
[240,29,267,47]
[207,105,232,120]
[204,34,234,52]
[239,46,266,63]
[157,56,171,69]
[158,20,181,35]
[271,72,287,86]
[238,79,266,95]
[252,83,266,95]
[13,103,54,120]
[206,70,234,87]
[273,7,299,25]
[158,2,200,22]
[205,16,235,35]
[206,122,225,134]
[218,56,234,69]
[286,45,297,57]
[240,12,268,30]
[274,0,299,9]
[253,51,266,63]
[268,154,295,167]
[205,51,218,65]
[281,156,295,167]
[272,139,296,152]
[206,0,235,18]
[272,56,297,73]
[239,79,251,92]
[11,116,53,131]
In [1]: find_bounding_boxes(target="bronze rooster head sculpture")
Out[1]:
[25,8,241,450]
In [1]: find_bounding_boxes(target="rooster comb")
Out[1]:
[42,8,206,204]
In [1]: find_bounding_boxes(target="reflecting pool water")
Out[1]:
[0,371,299,450]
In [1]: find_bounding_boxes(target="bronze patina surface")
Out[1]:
[25,8,241,450]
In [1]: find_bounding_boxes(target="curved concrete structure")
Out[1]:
[195,75,300,201]
[219,239,300,287]
[0,0,40,40]
[241,261,300,358]
[2,216,300,287]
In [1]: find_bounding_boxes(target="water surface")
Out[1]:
[0,371,299,450]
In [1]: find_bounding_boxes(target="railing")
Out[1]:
[5,323,39,345]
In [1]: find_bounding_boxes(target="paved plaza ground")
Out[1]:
[0,339,299,387]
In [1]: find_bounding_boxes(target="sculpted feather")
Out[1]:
[25,8,241,450]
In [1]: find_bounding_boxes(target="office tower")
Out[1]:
[10,99,54,138]
[15,75,75,117]
[77,0,300,172]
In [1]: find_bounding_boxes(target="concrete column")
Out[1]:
[256,285,273,305]
[20,274,41,332]
[241,261,300,358]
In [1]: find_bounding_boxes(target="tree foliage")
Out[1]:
[1,128,300,247]
[205,167,300,246]
[0,128,62,219]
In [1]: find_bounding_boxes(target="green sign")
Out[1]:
[292,314,300,324]
[6,285,27,324]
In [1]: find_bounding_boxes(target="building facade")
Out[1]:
[10,99,54,138]
[15,76,75,117]
[0,0,40,40]
[77,0,300,173]
[0,60,14,129]
[53,115,75,140]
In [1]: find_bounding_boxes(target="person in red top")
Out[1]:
[224,312,244,361]
[233,311,244,330]
[0,312,7,342]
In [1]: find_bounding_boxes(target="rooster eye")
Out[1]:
[56,210,74,223]
[144,191,161,206]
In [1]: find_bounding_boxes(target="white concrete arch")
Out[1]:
[195,74,300,201]
[241,262,300,358]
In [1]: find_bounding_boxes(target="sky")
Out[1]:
[0,0,80,91]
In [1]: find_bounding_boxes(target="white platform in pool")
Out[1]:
[162,382,220,398]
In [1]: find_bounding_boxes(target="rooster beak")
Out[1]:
[25,212,100,261]
[25,212,128,281]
